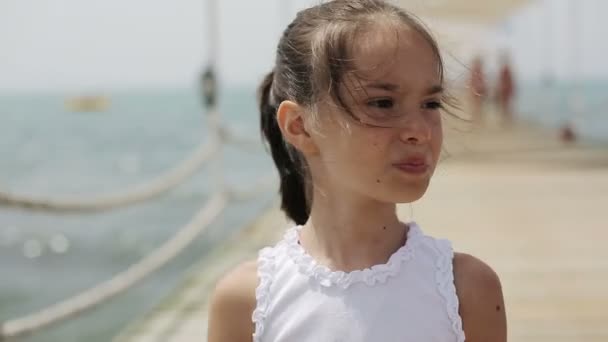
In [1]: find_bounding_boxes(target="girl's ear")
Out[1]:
[276,101,319,155]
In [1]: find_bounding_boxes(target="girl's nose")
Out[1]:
[398,111,432,145]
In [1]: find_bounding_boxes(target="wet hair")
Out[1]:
[258,0,445,225]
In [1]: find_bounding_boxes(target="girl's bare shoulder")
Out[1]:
[453,252,502,293]
[207,259,258,342]
[453,252,506,342]
[212,259,259,303]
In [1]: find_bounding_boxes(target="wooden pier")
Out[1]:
[115,117,608,342]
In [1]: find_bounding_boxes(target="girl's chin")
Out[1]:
[386,181,430,203]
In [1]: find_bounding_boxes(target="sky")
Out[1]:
[0,0,606,92]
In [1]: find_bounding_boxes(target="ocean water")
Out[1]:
[0,86,276,342]
[516,81,608,142]
[0,81,606,342]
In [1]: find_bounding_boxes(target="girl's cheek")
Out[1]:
[370,132,387,149]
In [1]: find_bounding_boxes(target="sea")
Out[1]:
[516,81,608,142]
[0,86,275,342]
[0,82,606,342]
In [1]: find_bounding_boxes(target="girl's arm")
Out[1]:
[207,260,258,342]
[453,253,507,342]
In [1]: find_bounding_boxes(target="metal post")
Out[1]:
[568,0,584,118]
[201,0,224,194]
[541,0,554,120]
[279,0,292,27]
[206,0,218,66]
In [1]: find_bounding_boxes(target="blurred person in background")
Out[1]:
[496,51,516,126]
[468,55,488,125]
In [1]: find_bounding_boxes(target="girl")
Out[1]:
[208,1,506,341]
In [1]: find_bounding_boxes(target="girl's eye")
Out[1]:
[423,100,443,110]
[367,98,394,109]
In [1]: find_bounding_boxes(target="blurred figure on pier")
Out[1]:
[468,55,488,125]
[496,51,516,126]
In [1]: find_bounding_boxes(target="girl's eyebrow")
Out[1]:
[362,82,444,95]
[425,85,444,95]
[364,82,400,92]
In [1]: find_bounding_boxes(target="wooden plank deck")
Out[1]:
[115,119,608,342]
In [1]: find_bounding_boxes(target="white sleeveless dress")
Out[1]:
[251,222,466,342]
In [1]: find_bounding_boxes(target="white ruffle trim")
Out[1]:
[284,222,422,289]
[252,247,275,342]
[434,239,466,342]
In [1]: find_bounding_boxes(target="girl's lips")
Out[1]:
[393,156,429,174]
[393,163,429,174]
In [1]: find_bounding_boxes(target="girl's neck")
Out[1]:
[301,191,408,273]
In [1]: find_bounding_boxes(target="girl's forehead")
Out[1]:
[349,24,440,85]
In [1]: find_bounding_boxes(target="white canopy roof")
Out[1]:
[395,0,532,24]
[392,0,533,84]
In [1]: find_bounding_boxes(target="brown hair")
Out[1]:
[259,0,445,224]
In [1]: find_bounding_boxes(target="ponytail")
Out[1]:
[258,71,310,225]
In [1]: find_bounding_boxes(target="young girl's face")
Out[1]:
[309,24,444,204]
